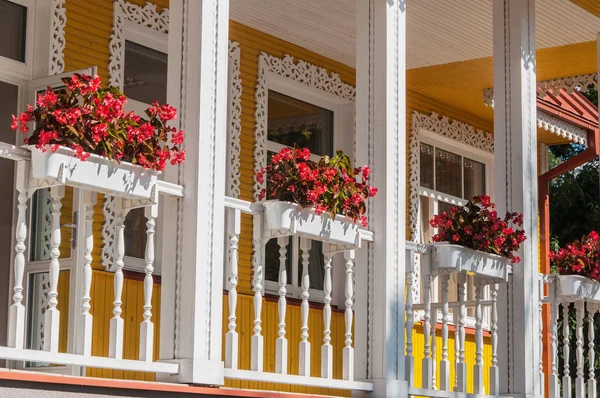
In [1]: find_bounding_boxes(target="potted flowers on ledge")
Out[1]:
[11,73,185,200]
[427,195,526,283]
[550,231,600,302]
[255,146,377,247]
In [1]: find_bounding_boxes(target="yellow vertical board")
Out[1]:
[57,270,70,353]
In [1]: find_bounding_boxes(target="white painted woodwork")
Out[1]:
[473,283,484,395]
[158,0,229,384]
[139,205,157,362]
[440,274,450,391]
[44,185,64,353]
[251,217,264,373]
[355,0,407,394]
[299,237,311,377]
[563,304,572,398]
[490,284,499,396]
[8,162,28,350]
[109,203,127,359]
[422,274,432,389]
[275,237,288,375]
[225,208,241,369]
[431,309,437,391]
[321,248,333,379]
[492,0,541,395]
[77,190,96,356]
[405,249,415,387]
[455,273,467,393]
[550,302,560,398]
[575,301,585,398]
[343,250,355,381]
[588,306,597,398]
[539,279,545,398]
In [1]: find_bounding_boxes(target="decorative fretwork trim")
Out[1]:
[537,111,588,146]
[49,0,67,75]
[228,41,242,198]
[108,0,169,89]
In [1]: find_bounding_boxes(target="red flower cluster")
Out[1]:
[429,195,527,264]
[255,147,377,227]
[11,73,185,171]
[550,231,600,281]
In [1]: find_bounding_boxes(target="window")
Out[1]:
[264,90,335,299]
[0,0,27,62]
[121,34,167,272]
[418,132,492,323]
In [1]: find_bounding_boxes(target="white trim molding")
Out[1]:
[49,0,67,75]
[537,111,588,146]
[228,41,242,198]
[252,53,356,202]
[108,0,169,88]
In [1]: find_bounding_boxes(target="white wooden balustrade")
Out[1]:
[0,143,182,375]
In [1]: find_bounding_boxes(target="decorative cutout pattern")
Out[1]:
[252,53,356,201]
[101,196,117,271]
[108,0,169,88]
[49,0,67,75]
[537,111,588,146]
[228,42,242,198]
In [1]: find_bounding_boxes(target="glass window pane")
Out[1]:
[438,201,455,215]
[267,90,333,156]
[463,158,486,200]
[0,0,27,62]
[30,189,52,262]
[0,81,19,144]
[419,196,432,243]
[124,41,167,104]
[435,148,462,197]
[265,237,293,284]
[124,208,146,259]
[419,143,434,189]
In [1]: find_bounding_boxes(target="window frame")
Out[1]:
[259,71,354,304]
[0,0,35,80]
[120,22,168,274]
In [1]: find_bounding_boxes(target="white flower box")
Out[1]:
[554,274,600,303]
[263,200,361,248]
[28,146,160,200]
[429,243,509,283]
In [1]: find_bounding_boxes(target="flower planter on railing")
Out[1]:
[263,200,362,247]
[553,274,600,303]
[29,145,160,200]
[429,242,509,283]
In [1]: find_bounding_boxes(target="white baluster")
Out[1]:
[439,274,450,391]
[473,282,484,395]
[251,214,264,372]
[588,306,597,398]
[405,248,415,387]
[109,201,127,359]
[431,308,437,390]
[299,238,311,376]
[44,186,64,353]
[343,250,355,381]
[321,246,333,379]
[575,301,585,398]
[490,284,499,396]
[422,273,433,389]
[275,237,288,374]
[550,302,560,398]
[454,273,467,393]
[77,191,96,356]
[225,208,241,369]
[540,278,545,398]
[139,205,157,361]
[563,303,572,398]
[8,162,28,350]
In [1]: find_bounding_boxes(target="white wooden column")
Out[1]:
[158,0,229,385]
[298,237,311,376]
[8,162,29,350]
[275,237,288,374]
[76,190,96,356]
[225,208,241,369]
[355,0,407,394]
[343,250,355,381]
[44,185,64,353]
[109,200,127,359]
[321,247,333,379]
[493,0,541,395]
[139,204,158,361]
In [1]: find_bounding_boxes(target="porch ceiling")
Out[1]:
[230,0,600,69]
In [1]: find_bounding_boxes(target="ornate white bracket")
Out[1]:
[537,111,588,146]
[228,41,242,198]
[49,0,67,75]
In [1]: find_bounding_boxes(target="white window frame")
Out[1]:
[417,128,495,329]
[261,72,354,304]
[0,0,36,81]
[121,22,168,273]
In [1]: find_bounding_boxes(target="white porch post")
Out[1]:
[493,0,541,397]
[158,0,229,385]
[355,0,407,395]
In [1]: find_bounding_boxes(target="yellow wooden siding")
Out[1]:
[57,270,70,353]
[86,270,161,381]
[570,0,600,17]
